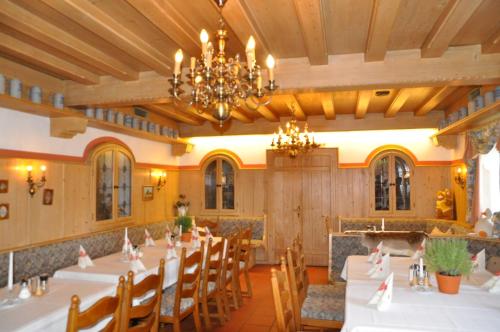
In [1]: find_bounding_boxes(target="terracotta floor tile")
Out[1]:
[239,324,272,332]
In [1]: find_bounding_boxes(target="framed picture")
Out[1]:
[143,185,154,201]
[0,203,9,220]
[43,189,54,205]
[0,180,8,193]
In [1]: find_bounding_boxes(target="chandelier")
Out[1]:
[270,111,321,158]
[169,0,277,126]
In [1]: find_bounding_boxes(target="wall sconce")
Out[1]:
[454,166,466,189]
[151,170,167,191]
[27,165,47,196]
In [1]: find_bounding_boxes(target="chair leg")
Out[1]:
[215,292,226,326]
[201,297,212,331]
[243,267,253,297]
[235,273,243,305]
[193,305,203,332]
[173,319,181,332]
[230,277,241,308]
[222,285,231,320]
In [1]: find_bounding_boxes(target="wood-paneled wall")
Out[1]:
[0,157,179,252]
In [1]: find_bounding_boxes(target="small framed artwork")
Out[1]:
[0,180,8,193]
[0,203,9,220]
[142,185,154,201]
[42,189,54,205]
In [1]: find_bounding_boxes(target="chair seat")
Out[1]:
[199,281,217,295]
[301,284,345,322]
[160,285,195,317]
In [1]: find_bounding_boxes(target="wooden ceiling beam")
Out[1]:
[285,95,307,120]
[231,109,253,123]
[221,0,269,62]
[0,31,99,85]
[385,89,410,117]
[0,1,138,81]
[365,0,402,62]
[125,0,200,56]
[40,0,172,76]
[482,28,500,54]
[241,98,279,122]
[415,86,458,116]
[320,94,335,120]
[275,46,500,92]
[142,104,203,126]
[293,0,328,65]
[355,90,372,119]
[421,0,483,58]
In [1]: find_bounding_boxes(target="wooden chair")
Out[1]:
[121,259,165,331]
[285,247,345,330]
[271,266,296,332]
[238,226,253,300]
[200,238,226,330]
[220,233,241,319]
[292,234,309,290]
[160,246,204,332]
[196,219,220,236]
[66,276,125,332]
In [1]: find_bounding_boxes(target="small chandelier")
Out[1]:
[270,113,321,158]
[169,0,277,126]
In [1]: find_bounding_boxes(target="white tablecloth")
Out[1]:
[341,255,500,332]
[0,279,115,332]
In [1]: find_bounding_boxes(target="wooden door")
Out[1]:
[266,149,337,266]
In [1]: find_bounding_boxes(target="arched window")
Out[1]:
[370,150,414,215]
[91,144,133,223]
[203,156,236,212]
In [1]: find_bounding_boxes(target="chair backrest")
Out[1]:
[221,234,239,285]
[196,219,220,236]
[285,247,306,326]
[239,226,253,262]
[173,245,205,315]
[66,276,125,332]
[271,266,296,332]
[121,259,165,331]
[201,238,225,297]
[292,234,309,290]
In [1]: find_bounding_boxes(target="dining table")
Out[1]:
[0,237,221,331]
[341,255,500,332]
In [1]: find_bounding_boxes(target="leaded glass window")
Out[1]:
[203,157,236,212]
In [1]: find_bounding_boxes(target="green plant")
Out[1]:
[175,215,192,233]
[424,238,473,276]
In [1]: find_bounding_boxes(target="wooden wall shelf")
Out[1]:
[433,100,500,138]
[0,94,189,148]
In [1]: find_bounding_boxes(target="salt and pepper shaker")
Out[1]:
[18,277,31,299]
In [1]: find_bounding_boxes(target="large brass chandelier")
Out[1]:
[270,110,321,158]
[169,0,277,126]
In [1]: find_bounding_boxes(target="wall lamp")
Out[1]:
[454,166,466,189]
[151,170,167,191]
[27,165,47,196]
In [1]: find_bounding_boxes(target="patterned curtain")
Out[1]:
[465,120,500,223]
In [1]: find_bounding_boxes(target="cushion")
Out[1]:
[306,283,345,298]
[301,284,345,322]
[199,281,217,295]
[160,285,195,317]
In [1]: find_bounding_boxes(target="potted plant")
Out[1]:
[175,194,190,216]
[175,215,193,242]
[424,238,473,294]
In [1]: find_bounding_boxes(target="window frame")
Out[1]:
[201,155,238,215]
[369,150,416,217]
[90,144,134,229]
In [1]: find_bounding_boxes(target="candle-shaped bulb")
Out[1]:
[457,167,462,174]
[26,165,33,172]
[246,36,256,69]
[162,171,167,177]
[40,165,47,172]
[190,57,196,71]
[174,49,183,75]
[195,75,202,84]
[266,54,275,81]
[200,29,209,55]
[206,42,213,68]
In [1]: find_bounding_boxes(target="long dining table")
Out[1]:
[0,238,216,332]
[341,255,500,332]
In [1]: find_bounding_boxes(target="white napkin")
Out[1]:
[144,229,155,247]
[165,226,172,242]
[472,249,486,273]
[191,227,201,248]
[165,236,177,259]
[368,253,391,279]
[368,241,383,262]
[482,273,500,293]
[411,238,426,260]
[122,227,132,254]
[369,272,394,311]
[129,249,146,273]
[78,245,94,269]
[205,226,214,240]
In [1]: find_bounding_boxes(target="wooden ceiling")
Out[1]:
[0,0,499,127]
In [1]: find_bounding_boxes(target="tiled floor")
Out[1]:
[160,264,339,332]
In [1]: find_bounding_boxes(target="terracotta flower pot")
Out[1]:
[435,272,462,294]
[181,232,192,242]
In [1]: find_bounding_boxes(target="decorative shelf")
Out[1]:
[433,100,500,138]
[0,94,190,148]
